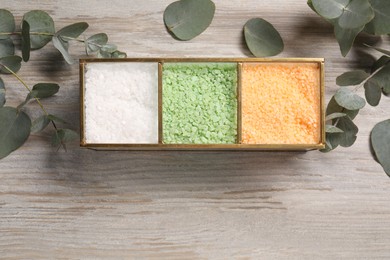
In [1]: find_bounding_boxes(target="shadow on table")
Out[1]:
[45,147,316,195]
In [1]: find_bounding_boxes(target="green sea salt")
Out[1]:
[163,63,237,144]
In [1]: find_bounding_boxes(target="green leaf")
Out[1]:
[86,33,108,54]
[371,63,390,94]
[21,20,30,62]
[307,0,316,13]
[31,115,50,133]
[97,50,111,58]
[52,36,73,64]
[56,22,89,41]
[47,114,67,124]
[336,70,370,86]
[371,119,390,176]
[364,78,382,106]
[334,21,364,57]
[334,87,366,110]
[164,0,215,41]
[17,83,59,109]
[111,50,127,58]
[326,124,344,133]
[0,38,15,58]
[0,9,15,40]
[53,22,88,64]
[321,132,343,152]
[336,116,358,147]
[371,55,390,73]
[338,0,374,29]
[100,44,117,53]
[51,128,78,149]
[0,55,22,74]
[326,96,359,119]
[0,106,31,159]
[31,83,59,98]
[23,10,55,50]
[0,77,5,107]
[97,46,127,58]
[244,18,284,57]
[364,0,390,35]
[312,0,349,19]
[326,112,347,121]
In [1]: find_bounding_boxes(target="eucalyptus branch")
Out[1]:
[1,64,59,131]
[2,65,47,113]
[0,9,124,159]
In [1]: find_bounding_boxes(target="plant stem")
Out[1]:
[29,32,54,36]
[3,31,104,50]
[2,65,58,130]
[29,32,103,48]
[353,65,387,92]
[2,65,47,114]
[0,32,19,36]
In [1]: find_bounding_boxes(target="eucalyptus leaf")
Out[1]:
[326,96,359,119]
[97,50,111,58]
[86,33,108,54]
[307,0,316,13]
[371,55,390,73]
[0,55,22,74]
[326,112,347,121]
[334,22,364,57]
[56,22,89,41]
[0,106,31,159]
[337,0,374,29]
[31,115,50,133]
[321,132,343,152]
[0,9,15,40]
[30,83,59,98]
[23,10,55,50]
[364,0,390,35]
[51,128,78,149]
[164,0,215,41]
[244,18,284,57]
[0,77,5,107]
[336,116,358,147]
[326,124,344,133]
[52,36,73,64]
[336,70,370,86]
[53,22,89,64]
[371,119,390,176]
[371,63,390,94]
[364,78,382,106]
[312,0,349,19]
[21,20,31,62]
[0,38,14,58]
[335,87,366,110]
[100,44,117,53]
[111,50,127,58]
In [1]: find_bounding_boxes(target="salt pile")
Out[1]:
[241,62,321,144]
[84,62,158,143]
[162,63,237,144]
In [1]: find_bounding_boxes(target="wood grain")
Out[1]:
[1,1,390,259]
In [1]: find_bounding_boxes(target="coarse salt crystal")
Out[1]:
[84,62,158,144]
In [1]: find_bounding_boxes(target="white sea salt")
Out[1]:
[84,62,158,143]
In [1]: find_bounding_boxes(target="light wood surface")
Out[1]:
[1,1,390,259]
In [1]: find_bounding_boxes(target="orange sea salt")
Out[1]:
[241,62,321,144]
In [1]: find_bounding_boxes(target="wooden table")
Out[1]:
[1,1,390,259]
